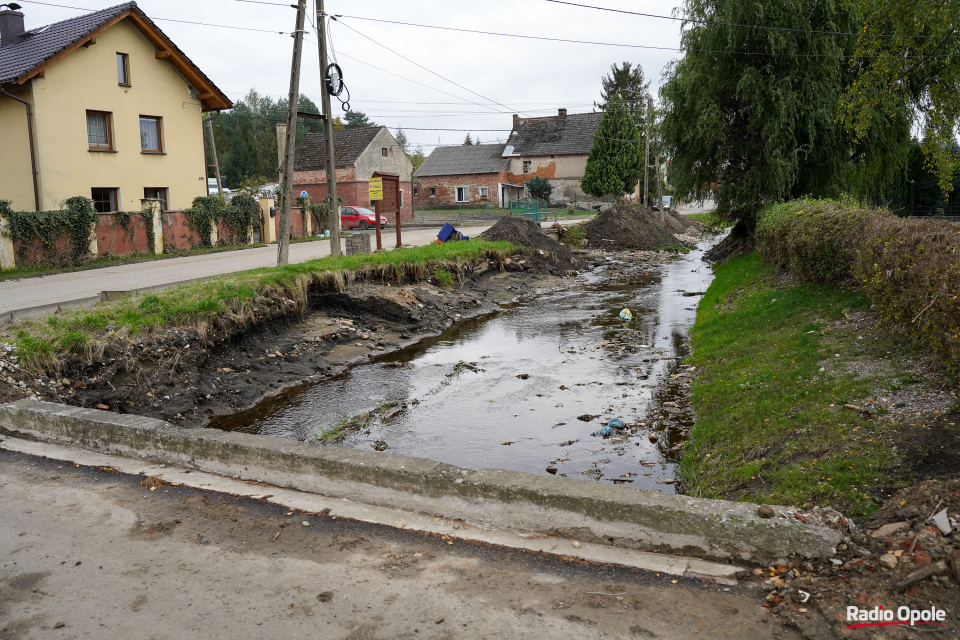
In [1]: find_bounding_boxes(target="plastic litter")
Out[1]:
[619,308,632,321]
[437,223,466,243]
[591,418,625,437]
[607,418,625,429]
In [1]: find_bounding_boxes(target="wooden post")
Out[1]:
[278,0,306,265]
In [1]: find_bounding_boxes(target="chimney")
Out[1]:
[558,108,567,118]
[512,114,519,128]
[0,7,25,48]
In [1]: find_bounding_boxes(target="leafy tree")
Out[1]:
[581,95,643,198]
[331,117,345,132]
[409,144,426,171]
[343,110,375,129]
[840,0,960,192]
[660,0,906,225]
[595,61,650,135]
[525,176,553,201]
[463,133,473,145]
[395,128,409,155]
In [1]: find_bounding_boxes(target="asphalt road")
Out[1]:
[0,225,490,317]
[0,448,799,640]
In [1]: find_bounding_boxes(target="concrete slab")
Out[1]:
[0,399,841,563]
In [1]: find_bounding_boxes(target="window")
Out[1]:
[479,186,488,200]
[140,116,163,152]
[399,190,404,207]
[91,188,118,213]
[381,147,388,157]
[143,187,168,211]
[428,187,436,197]
[86,110,113,150]
[455,186,469,203]
[116,53,130,86]
[413,187,419,196]
[522,160,531,173]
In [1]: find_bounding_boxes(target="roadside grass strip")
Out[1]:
[683,212,733,228]
[683,253,902,519]
[7,240,516,373]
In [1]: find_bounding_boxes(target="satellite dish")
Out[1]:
[325,63,344,97]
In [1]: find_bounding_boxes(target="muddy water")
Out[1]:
[212,235,722,490]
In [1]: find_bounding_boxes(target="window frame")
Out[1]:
[428,187,437,197]
[143,187,169,211]
[381,147,388,157]
[139,115,163,153]
[522,160,531,174]
[455,186,469,203]
[478,186,488,200]
[86,110,114,151]
[413,187,419,196]
[91,188,119,213]
[116,52,130,86]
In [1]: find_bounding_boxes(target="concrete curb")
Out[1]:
[0,400,841,563]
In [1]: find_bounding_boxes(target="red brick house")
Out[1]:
[412,143,525,209]
[293,126,413,222]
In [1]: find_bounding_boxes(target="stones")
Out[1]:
[879,554,899,569]
[870,521,909,538]
[648,433,658,443]
[930,508,952,536]
[758,505,775,519]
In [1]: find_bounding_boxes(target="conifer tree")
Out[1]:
[581,95,643,198]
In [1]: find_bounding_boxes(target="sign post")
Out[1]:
[368,177,384,250]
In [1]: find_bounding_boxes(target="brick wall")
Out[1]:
[413,172,507,208]
[294,167,414,222]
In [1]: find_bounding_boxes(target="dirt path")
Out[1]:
[0,449,799,640]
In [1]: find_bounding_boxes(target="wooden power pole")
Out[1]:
[278,0,306,266]
[316,0,341,256]
[643,96,652,208]
[204,115,223,198]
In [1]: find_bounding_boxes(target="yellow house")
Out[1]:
[0,2,231,214]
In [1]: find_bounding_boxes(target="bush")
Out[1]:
[756,199,960,371]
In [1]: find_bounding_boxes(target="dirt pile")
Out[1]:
[580,202,681,251]
[479,217,578,273]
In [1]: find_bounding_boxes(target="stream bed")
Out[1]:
[212,235,723,491]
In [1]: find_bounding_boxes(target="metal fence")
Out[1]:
[909,178,960,217]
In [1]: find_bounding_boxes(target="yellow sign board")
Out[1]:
[368,177,383,201]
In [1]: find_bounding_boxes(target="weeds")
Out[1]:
[434,268,454,289]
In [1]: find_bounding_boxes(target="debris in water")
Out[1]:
[372,440,389,451]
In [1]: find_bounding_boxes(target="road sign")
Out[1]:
[300,191,308,197]
[368,177,383,201]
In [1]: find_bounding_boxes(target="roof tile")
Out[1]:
[413,143,507,178]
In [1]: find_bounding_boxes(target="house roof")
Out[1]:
[506,112,602,157]
[0,2,231,110]
[293,127,384,172]
[413,143,508,178]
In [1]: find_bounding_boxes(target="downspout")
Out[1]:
[1,86,40,211]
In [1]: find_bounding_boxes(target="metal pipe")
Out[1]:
[1,86,40,211]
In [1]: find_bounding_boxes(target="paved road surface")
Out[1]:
[0,226,490,317]
[0,448,799,640]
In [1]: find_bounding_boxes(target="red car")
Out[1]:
[340,206,388,229]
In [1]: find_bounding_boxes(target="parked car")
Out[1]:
[651,196,673,212]
[340,206,388,229]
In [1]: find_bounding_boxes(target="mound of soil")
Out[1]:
[479,217,578,273]
[580,203,678,251]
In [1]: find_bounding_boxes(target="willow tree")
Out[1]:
[581,95,644,198]
[660,0,906,225]
[841,0,960,192]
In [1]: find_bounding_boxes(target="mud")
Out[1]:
[479,216,580,273]
[581,202,691,251]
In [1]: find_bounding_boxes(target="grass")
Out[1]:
[683,212,732,228]
[0,243,268,282]
[683,252,905,519]
[434,268,454,288]
[6,239,517,373]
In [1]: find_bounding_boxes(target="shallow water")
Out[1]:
[211,235,723,490]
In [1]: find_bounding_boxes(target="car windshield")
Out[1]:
[350,207,376,217]
[662,196,673,205]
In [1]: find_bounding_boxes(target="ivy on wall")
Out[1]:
[184,196,225,248]
[224,195,260,245]
[0,196,97,266]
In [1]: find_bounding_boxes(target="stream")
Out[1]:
[212,234,723,491]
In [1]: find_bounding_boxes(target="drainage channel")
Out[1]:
[210,234,724,490]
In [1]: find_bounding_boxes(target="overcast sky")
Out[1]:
[19,0,687,150]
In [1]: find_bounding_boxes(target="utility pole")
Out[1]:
[204,115,223,198]
[656,154,664,223]
[278,0,306,266]
[643,95,652,208]
[316,0,341,256]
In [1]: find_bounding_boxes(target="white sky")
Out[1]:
[18,0,686,150]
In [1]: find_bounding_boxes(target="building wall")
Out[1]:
[413,172,504,208]
[505,154,591,204]
[19,18,208,212]
[294,158,415,222]
[0,83,38,211]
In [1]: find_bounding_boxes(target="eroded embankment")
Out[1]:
[0,241,552,425]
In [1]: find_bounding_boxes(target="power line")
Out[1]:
[331,17,527,115]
